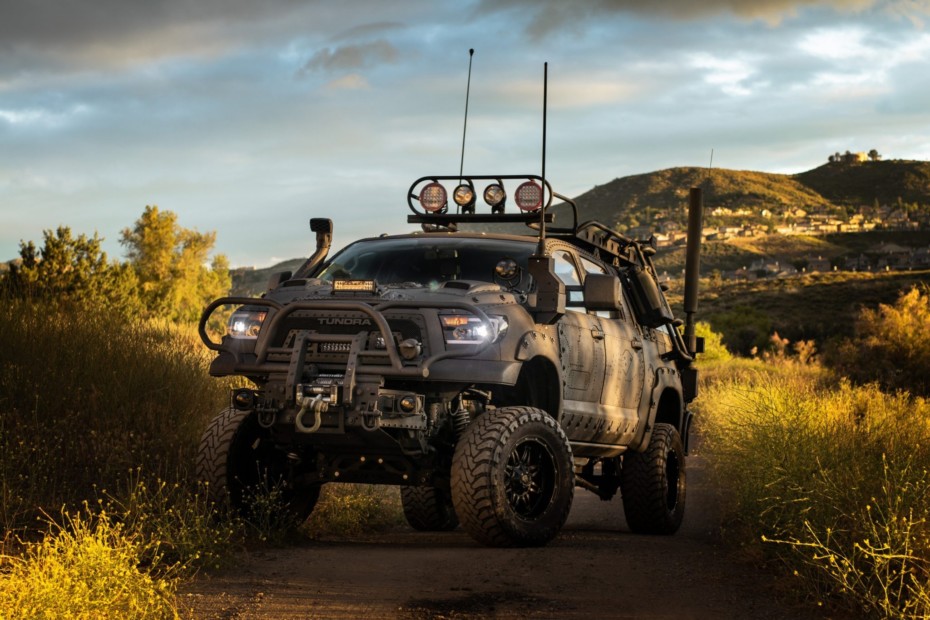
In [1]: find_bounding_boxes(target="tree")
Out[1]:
[868,149,881,162]
[4,227,141,316]
[120,206,230,323]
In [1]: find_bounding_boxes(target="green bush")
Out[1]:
[700,362,930,617]
[694,320,731,362]
[707,305,773,355]
[829,286,930,397]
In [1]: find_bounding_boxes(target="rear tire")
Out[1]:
[197,407,320,523]
[620,423,685,535]
[451,406,574,547]
[401,486,459,531]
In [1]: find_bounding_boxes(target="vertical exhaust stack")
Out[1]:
[683,187,704,356]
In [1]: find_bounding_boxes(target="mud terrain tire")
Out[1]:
[451,406,574,547]
[620,422,685,534]
[198,407,320,522]
[401,486,459,531]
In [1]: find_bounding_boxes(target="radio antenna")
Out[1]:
[542,62,548,195]
[459,49,474,179]
[537,61,549,253]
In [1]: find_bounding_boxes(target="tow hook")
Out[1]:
[295,394,328,433]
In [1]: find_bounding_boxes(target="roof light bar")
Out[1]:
[406,175,555,225]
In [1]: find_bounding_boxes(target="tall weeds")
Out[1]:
[700,360,930,618]
[0,300,229,532]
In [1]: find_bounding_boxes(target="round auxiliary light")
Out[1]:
[233,388,255,411]
[453,183,476,214]
[483,183,506,208]
[514,181,543,212]
[419,182,447,213]
[453,184,475,207]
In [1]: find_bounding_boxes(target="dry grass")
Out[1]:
[698,356,930,618]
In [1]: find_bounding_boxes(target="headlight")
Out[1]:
[228,309,267,339]
[440,314,508,345]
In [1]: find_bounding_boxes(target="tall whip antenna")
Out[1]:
[459,49,474,179]
[537,61,548,253]
[542,62,548,194]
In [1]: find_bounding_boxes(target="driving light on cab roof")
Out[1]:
[453,183,476,214]
[483,183,506,214]
[514,180,543,212]
[419,182,447,213]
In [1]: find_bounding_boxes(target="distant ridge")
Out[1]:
[233,160,930,294]
[565,159,930,231]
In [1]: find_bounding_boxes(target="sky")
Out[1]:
[3,0,930,267]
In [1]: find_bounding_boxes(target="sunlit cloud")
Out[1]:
[798,26,872,60]
[326,74,370,90]
[689,53,758,96]
[0,104,91,129]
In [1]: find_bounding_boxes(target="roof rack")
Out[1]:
[407,174,555,228]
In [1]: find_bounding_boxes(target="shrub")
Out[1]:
[708,305,773,355]
[694,320,731,362]
[0,512,180,619]
[303,485,403,538]
[829,286,930,397]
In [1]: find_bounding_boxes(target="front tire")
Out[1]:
[401,486,459,531]
[451,406,574,547]
[620,422,686,535]
[197,407,320,523]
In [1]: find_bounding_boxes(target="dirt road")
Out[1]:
[183,455,823,619]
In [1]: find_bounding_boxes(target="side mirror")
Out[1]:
[628,266,673,328]
[583,274,622,311]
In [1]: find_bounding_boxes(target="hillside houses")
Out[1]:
[633,201,924,250]
[718,243,930,281]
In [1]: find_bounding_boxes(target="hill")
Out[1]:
[570,165,835,230]
[796,159,930,207]
[231,258,305,296]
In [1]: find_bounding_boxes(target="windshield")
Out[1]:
[315,236,535,287]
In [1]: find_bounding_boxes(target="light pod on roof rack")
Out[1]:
[515,180,543,212]
[419,181,448,213]
[483,183,506,214]
[453,183,476,214]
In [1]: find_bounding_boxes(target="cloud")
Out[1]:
[477,0,922,35]
[300,40,400,74]
[330,22,406,42]
[689,53,759,96]
[326,74,370,90]
[0,1,411,74]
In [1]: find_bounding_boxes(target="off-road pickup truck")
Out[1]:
[198,174,704,547]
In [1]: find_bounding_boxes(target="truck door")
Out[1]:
[578,256,645,446]
[553,251,606,405]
